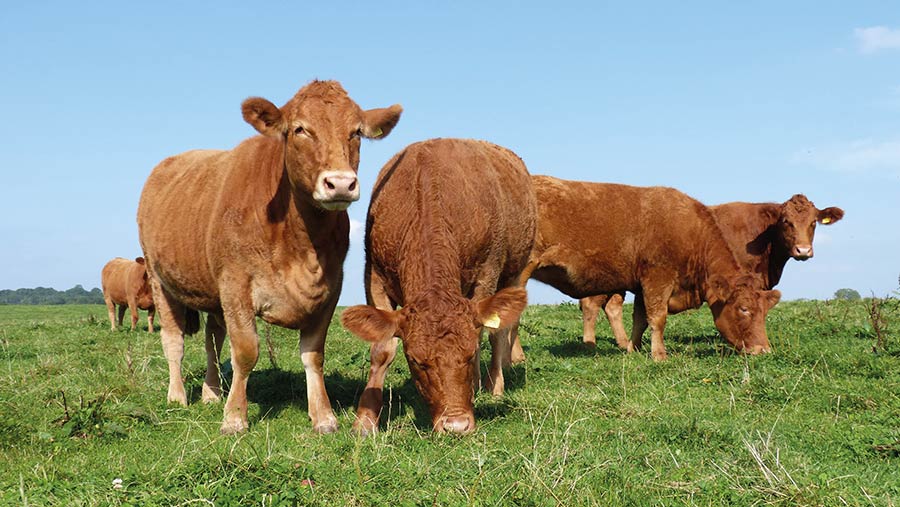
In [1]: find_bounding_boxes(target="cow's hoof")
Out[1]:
[201,384,222,403]
[652,352,668,362]
[352,415,378,437]
[220,418,249,435]
[313,419,338,434]
[167,390,188,407]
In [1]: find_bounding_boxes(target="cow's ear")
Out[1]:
[818,207,844,225]
[705,274,732,304]
[762,289,781,310]
[242,97,285,138]
[341,305,405,342]
[474,287,528,329]
[135,257,145,264]
[361,104,403,139]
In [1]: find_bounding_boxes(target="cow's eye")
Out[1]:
[294,126,305,135]
[739,306,750,315]
[350,128,362,140]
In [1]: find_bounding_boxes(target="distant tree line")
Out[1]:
[0,285,104,305]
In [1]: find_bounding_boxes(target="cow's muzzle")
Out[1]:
[314,170,359,210]
[436,413,475,435]
[791,245,813,260]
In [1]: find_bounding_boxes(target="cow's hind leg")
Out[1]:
[147,307,156,333]
[604,292,629,349]
[117,305,127,328]
[105,294,117,331]
[202,313,227,403]
[580,295,605,348]
[354,269,399,436]
[486,326,514,396]
[300,299,339,434]
[149,276,190,406]
[629,295,648,353]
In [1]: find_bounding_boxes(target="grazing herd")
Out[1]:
[102,79,844,435]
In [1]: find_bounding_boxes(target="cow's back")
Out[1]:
[531,176,719,298]
[369,139,535,299]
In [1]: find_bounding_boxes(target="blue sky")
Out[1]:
[1,2,898,304]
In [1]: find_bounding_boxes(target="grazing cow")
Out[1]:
[578,195,844,348]
[137,80,402,434]
[522,176,782,361]
[101,257,155,332]
[341,139,535,435]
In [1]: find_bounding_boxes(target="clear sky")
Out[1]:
[1,2,898,305]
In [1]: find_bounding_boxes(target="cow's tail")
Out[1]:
[185,309,201,336]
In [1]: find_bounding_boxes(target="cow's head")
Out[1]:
[342,287,527,434]
[241,80,402,211]
[706,274,780,354]
[774,194,844,260]
[133,257,155,309]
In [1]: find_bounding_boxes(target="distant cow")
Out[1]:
[341,139,535,435]
[523,176,781,360]
[101,257,155,332]
[578,196,844,348]
[137,80,401,434]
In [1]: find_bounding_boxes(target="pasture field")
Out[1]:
[1,300,898,506]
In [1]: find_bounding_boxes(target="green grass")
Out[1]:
[1,300,898,506]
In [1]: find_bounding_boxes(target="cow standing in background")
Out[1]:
[137,80,402,434]
[576,195,844,349]
[341,139,535,435]
[101,257,155,332]
[522,176,781,361]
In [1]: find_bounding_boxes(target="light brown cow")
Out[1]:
[523,176,781,361]
[341,139,535,435]
[137,80,401,434]
[577,196,844,348]
[101,257,155,332]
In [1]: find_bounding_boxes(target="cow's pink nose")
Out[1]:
[314,170,360,209]
[441,414,475,434]
[792,245,812,259]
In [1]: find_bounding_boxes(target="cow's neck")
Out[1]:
[700,224,744,299]
[766,239,790,288]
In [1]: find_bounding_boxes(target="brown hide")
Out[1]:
[527,176,780,360]
[341,139,535,435]
[137,80,401,434]
[579,195,843,349]
[101,257,156,331]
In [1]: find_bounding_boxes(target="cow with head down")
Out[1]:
[101,257,155,332]
[576,194,844,350]
[522,176,782,361]
[341,138,536,435]
[137,80,401,434]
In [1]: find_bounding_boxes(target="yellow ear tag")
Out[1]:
[370,127,383,138]
[821,217,831,224]
[483,313,501,329]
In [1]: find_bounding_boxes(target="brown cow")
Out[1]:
[577,196,844,348]
[340,139,535,435]
[101,257,155,332]
[523,176,781,361]
[137,80,401,434]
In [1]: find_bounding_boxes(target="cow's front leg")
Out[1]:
[641,285,674,362]
[220,290,259,434]
[300,299,339,434]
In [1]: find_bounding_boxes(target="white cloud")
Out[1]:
[855,26,900,54]
[349,218,364,244]
[792,138,900,177]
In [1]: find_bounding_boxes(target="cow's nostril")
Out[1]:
[348,180,357,192]
[324,179,336,190]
